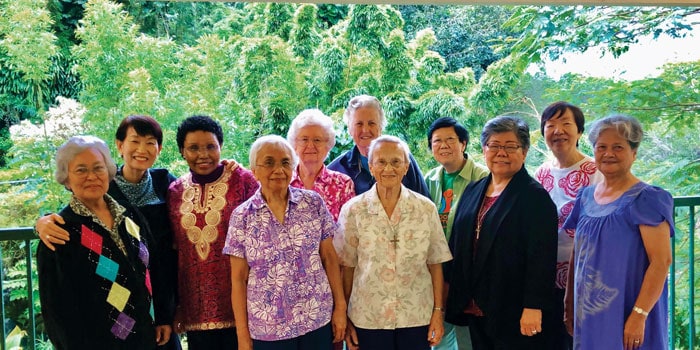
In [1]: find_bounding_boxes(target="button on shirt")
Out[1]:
[335,184,453,329]
[223,187,336,341]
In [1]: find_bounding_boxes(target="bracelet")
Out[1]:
[433,307,444,312]
[632,306,649,317]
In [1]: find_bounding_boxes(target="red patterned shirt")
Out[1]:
[290,165,355,222]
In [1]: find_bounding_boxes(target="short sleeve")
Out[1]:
[223,207,248,258]
[629,185,675,237]
[562,189,584,230]
[426,207,453,264]
[314,193,337,241]
[334,202,358,267]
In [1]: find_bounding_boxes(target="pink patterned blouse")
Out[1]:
[290,165,355,222]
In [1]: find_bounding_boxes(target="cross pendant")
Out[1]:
[390,238,399,245]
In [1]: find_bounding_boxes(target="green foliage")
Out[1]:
[289,4,322,61]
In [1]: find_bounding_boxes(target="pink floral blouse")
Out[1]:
[290,165,355,222]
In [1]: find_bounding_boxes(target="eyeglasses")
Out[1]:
[256,159,294,170]
[484,143,522,154]
[296,137,327,147]
[184,144,219,155]
[372,159,405,169]
[72,165,108,179]
[431,137,460,147]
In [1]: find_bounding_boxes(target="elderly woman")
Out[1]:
[563,115,673,350]
[425,117,488,350]
[335,135,452,350]
[167,115,259,350]
[224,135,346,350]
[36,115,181,348]
[37,136,162,349]
[445,116,558,350]
[534,102,603,349]
[328,94,430,198]
[287,108,355,221]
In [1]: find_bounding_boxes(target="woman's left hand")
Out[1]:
[623,312,646,350]
[221,159,241,171]
[519,308,542,336]
[427,309,444,346]
[155,325,172,345]
[331,306,347,343]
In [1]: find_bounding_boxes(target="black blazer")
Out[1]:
[445,166,558,341]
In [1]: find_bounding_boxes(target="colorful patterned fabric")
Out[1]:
[564,182,673,350]
[335,185,452,330]
[290,165,355,221]
[38,195,157,349]
[534,158,603,289]
[223,187,336,341]
[167,166,258,331]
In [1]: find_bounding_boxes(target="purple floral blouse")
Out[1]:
[223,187,336,341]
[290,165,355,222]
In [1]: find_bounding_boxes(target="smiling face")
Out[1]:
[594,128,637,178]
[369,141,409,191]
[544,108,583,159]
[349,107,382,155]
[292,125,331,168]
[483,131,527,179]
[116,127,161,173]
[252,143,294,193]
[181,130,221,176]
[430,126,467,172]
[67,148,110,204]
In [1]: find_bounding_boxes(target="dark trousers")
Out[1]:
[187,328,237,350]
[548,288,573,350]
[158,332,182,350]
[253,323,332,350]
[354,325,430,350]
[469,315,548,350]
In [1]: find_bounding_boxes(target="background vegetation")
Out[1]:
[0,0,698,348]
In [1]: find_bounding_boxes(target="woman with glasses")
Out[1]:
[38,136,161,349]
[335,135,452,350]
[167,115,259,350]
[445,116,558,350]
[287,109,355,221]
[224,135,346,350]
[425,117,489,350]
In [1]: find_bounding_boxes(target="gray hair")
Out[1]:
[287,109,337,150]
[343,94,387,130]
[588,115,644,150]
[55,135,117,188]
[480,116,530,151]
[249,135,299,169]
[368,135,411,164]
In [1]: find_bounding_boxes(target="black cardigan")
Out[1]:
[445,166,558,341]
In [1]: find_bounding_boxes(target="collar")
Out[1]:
[249,186,302,210]
[291,164,333,186]
[364,184,414,216]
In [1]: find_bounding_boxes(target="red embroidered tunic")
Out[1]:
[167,166,258,331]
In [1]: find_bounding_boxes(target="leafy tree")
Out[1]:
[289,4,322,61]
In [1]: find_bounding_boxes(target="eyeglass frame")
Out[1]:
[484,143,522,154]
[71,165,108,179]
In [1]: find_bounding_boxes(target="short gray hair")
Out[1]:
[588,115,643,150]
[287,109,336,150]
[368,135,411,164]
[343,95,386,130]
[480,116,530,151]
[249,135,299,169]
[55,135,117,188]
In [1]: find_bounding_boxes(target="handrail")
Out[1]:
[0,227,36,350]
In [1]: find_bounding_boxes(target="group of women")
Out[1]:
[35,95,673,350]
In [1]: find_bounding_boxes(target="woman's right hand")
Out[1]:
[237,336,253,350]
[345,321,359,350]
[36,214,69,251]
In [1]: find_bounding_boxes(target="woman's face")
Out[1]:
[181,130,221,176]
[252,143,294,193]
[543,108,582,158]
[348,107,382,154]
[594,128,637,178]
[430,126,467,170]
[292,125,331,168]
[369,142,409,190]
[66,148,110,203]
[483,131,527,179]
[116,127,161,173]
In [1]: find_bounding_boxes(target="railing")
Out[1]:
[1,196,698,349]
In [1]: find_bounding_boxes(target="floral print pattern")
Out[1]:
[334,185,452,329]
[290,165,355,221]
[223,187,336,341]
